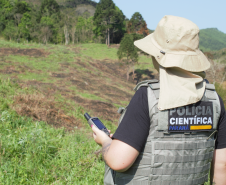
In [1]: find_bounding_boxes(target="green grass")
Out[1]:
[0,78,118,184]
[0,39,78,83]
[80,43,118,60]
[68,86,107,102]
[79,92,105,101]
[0,110,104,184]
[136,56,153,69]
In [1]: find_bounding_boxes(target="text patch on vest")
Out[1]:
[168,101,213,132]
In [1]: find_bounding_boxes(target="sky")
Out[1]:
[95,0,226,33]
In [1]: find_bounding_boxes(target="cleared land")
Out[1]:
[0,40,158,125]
[0,39,159,184]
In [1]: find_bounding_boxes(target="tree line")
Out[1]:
[0,0,150,46]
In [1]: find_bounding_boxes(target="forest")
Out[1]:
[0,0,150,45]
[199,28,226,51]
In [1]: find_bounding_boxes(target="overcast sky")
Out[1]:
[95,0,226,33]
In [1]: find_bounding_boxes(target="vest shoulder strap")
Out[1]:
[204,83,221,130]
[205,83,215,90]
[147,82,160,121]
[134,79,158,91]
[149,82,160,99]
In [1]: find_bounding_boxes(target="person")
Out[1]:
[91,15,226,185]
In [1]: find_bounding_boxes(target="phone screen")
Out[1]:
[92,118,105,129]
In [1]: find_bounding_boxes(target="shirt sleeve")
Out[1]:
[215,95,226,149]
[112,87,150,152]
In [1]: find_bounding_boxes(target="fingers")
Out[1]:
[91,124,99,133]
[110,134,113,138]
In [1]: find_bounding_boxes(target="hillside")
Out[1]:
[0,40,156,126]
[0,39,158,183]
[199,28,226,51]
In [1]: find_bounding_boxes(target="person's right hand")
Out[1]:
[92,125,112,146]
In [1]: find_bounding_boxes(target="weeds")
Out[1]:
[0,79,107,184]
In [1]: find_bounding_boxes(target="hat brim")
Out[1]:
[134,33,210,72]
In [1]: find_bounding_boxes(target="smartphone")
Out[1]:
[84,113,110,136]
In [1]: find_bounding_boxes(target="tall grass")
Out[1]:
[0,79,107,184]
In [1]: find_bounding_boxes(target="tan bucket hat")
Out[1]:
[134,15,210,72]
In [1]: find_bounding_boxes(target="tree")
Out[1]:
[18,12,31,41]
[117,34,138,81]
[70,25,76,44]
[0,0,15,33]
[127,12,149,37]
[93,0,124,46]
[37,0,60,23]
[3,21,17,41]
[61,13,70,45]
[15,1,30,14]
[111,6,126,44]
[40,17,54,44]
[76,16,95,43]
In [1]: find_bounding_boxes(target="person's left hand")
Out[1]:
[92,125,113,146]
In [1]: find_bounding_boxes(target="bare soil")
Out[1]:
[0,46,159,129]
[13,94,80,130]
[0,48,49,57]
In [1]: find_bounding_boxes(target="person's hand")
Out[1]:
[92,125,112,146]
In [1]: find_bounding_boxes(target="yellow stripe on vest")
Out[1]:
[190,125,212,130]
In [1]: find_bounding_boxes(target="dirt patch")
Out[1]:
[90,61,120,77]
[59,62,70,68]
[88,100,118,121]
[0,66,20,74]
[71,96,85,103]
[70,79,96,91]
[51,73,70,78]
[77,61,90,68]
[70,95,118,121]
[99,85,132,99]
[73,47,82,54]
[23,81,62,95]
[13,93,80,130]
[0,48,49,57]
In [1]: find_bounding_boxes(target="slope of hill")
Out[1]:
[199,28,226,51]
[0,39,157,183]
[0,40,156,125]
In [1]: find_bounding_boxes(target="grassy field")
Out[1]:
[0,39,158,184]
[0,39,218,184]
